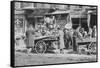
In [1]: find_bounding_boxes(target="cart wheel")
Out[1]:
[88,42,96,55]
[35,41,46,54]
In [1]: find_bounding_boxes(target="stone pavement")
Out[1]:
[15,51,97,66]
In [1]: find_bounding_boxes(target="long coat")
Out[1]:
[64,29,73,49]
[58,30,65,49]
[26,29,35,48]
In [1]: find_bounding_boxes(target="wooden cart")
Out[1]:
[77,38,97,55]
[28,35,59,54]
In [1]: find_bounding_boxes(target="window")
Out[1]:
[72,18,80,29]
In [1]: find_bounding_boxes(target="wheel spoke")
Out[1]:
[35,41,46,54]
[88,42,96,54]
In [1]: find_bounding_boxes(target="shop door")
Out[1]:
[90,14,97,28]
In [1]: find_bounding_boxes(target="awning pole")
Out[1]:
[87,14,91,28]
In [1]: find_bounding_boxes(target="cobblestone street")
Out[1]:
[15,51,97,66]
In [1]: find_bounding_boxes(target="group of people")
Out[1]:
[15,15,97,54]
[25,14,97,53]
[76,25,97,39]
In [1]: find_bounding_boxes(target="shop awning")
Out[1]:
[45,10,70,15]
[88,10,97,15]
[23,7,56,18]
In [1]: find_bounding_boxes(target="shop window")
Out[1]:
[72,18,88,31]
[90,14,97,28]
[72,18,80,29]
[80,18,88,32]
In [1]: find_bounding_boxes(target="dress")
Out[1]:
[26,26,35,48]
[59,30,65,49]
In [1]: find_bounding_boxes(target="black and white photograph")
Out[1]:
[11,1,98,67]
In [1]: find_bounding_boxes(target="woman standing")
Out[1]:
[58,28,65,53]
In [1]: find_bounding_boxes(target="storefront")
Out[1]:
[70,10,89,31]
[23,8,55,29]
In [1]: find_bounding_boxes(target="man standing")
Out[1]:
[26,25,35,54]
[64,22,73,49]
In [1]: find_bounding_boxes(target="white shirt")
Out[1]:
[65,22,72,29]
